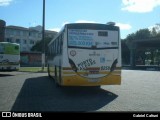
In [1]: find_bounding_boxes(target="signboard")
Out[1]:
[68,29,118,48]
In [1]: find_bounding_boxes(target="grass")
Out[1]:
[19,67,47,72]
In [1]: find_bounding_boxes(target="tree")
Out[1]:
[150,24,160,37]
[31,37,52,54]
[135,28,151,39]
[125,28,151,41]
[121,39,130,65]
[151,27,157,37]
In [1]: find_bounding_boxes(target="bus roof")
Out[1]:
[0,42,20,46]
[65,23,119,31]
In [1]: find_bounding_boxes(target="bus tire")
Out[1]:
[54,66,60,87]
[59,66,62,85]
[47,64,51,78]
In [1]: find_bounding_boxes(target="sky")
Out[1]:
[0,0,160,39]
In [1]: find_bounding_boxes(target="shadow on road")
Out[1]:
[0,73,14,77]
[11,76,118,112]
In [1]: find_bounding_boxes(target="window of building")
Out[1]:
[30,40,34,44]
[16,39,20,43]
[6,38,12,42]
[7,29,14,35]
[22,47,26,51]
[16,30,20,36]
[23,39,27,44]
[23,31,28,36]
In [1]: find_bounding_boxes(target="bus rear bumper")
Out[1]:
[61,74,121,86]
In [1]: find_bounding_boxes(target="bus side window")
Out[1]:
[57,37,60,54]
[49,46,51,56]
[60,34,63,54]
[15,46,19,50]
[53,42,55,57]
[0,44,4,54]
[59,37,61,54]
[54,41,56,55]
[56,39,58,55]
[58,38,60,54]
[59,36,62,54]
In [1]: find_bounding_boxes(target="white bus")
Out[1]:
[47,23,121,86]
[0,42,20,71]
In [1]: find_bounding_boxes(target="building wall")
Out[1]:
[20,52,42,67]
[5,26,42,52]
[0,20,6,42]
[1,21,57,67]
[4,25,57,52]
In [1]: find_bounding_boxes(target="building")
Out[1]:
[29,25,57,38]
[0,20,6,42]
[5,25,57,52]
[5,25,41,52]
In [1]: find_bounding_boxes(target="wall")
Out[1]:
[0,20,6,42]
[20,52,42,67]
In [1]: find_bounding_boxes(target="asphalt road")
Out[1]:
[0,70,160,112]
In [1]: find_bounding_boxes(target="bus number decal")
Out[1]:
[101,66,110,70]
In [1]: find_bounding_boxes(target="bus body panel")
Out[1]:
[61,68,121,86]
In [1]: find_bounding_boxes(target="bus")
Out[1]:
[0,42,20,71]
[47,23,121,86]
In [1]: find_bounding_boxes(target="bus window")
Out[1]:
[0,44,4,54]
[15,45,19,50]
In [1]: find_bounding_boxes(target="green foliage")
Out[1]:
[125,24,160,41]
[125,28,151,41]
[121,40,130,65]
[31,37,52,54]
[151,24,160,37]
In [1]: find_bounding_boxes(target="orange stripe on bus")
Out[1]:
[86,67,100,70]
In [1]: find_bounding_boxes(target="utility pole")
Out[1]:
[42,0,45,71]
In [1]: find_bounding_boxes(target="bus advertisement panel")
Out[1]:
[68,29,119,78]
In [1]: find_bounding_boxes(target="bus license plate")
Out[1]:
[88,78,100,82]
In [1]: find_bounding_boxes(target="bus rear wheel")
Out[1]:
[47,64,51,78]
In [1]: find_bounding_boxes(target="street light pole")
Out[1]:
[42,0,45,71]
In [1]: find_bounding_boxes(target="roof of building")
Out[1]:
[6,25,28,31]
